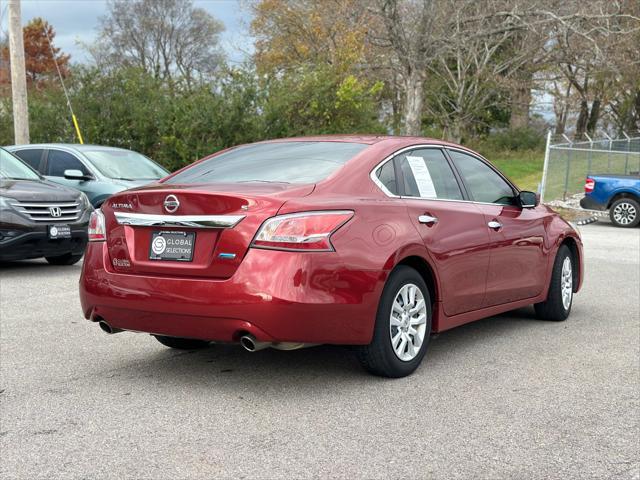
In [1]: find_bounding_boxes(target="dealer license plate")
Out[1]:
[48,224,71,239]
[149,231,195,262]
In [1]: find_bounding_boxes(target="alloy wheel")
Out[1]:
[612,202,637,225]
[389,283,428,362]
[561,256,573,310]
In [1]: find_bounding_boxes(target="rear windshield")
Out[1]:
[165,141,368,185]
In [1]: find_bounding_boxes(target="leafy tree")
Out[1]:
[0,18,70,87]
[251,0,371,75]
[262,65,385,138]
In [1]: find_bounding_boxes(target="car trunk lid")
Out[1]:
[102,182,313,278]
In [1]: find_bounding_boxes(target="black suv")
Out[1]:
[0,147,92,265]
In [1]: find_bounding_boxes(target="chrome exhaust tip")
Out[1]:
[239,334,317,352]
[239,334,271,352]
[98,321,123,334]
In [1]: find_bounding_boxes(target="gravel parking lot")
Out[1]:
[1,220,638,479]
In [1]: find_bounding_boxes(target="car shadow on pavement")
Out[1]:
[0,259,82,276]
[88,306,548,393]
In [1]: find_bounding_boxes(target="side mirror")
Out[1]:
[518,190,538,208]
[64,169,92,181]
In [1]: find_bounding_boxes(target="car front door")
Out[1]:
[385,147,492,317]
[44,149,95,193]
[447,149,548,306]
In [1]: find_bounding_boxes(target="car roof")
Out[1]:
[257,134,463,148]
[8,136,466,150]
[6,143,133,153]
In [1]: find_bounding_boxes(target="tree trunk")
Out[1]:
[554,82,571,136]
[510,76,532,130]
[448,119,463,144]
[631,89,640,133]
[554,108,567,136]
[402,69,424,136]
[574,99,589,141]
[586,97,601,137]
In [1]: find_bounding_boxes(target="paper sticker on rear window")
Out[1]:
[406,156,437,198]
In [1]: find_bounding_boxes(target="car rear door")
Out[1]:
[11,148,46,173]
[383,147,492,316]
[447,149,548,305]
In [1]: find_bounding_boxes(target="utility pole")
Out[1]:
[8,0,29,144]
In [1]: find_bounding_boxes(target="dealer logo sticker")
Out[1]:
[151,236,167,255]
[50,226,58,237]
[112,258,131,268]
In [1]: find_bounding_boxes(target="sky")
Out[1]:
[0,0,254,64]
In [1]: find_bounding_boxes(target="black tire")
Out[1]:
[534,245,574,321]
[153,335,210,350]
[45,253,83,265]
[609,197,640,228]
[357,266,432,378]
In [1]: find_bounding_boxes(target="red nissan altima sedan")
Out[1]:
[79,136,583,377]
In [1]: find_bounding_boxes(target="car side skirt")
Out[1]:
[432,293,548,333]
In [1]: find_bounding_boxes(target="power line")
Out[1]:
[42,21,84,143]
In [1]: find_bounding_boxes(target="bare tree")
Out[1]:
[371,0,450,135]
[522,0,639,138]
[92,0,225,86]
[373,0,640,137]
[424,1,547,141]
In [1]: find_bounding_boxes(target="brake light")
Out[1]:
[251,211,354,251]
[585,178,595,193]
[88,209,106,242]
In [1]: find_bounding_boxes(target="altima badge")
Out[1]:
[163,194,180,213]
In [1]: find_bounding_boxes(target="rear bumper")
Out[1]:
[0,225,88,261]
[79,242,384,345]
[579,195,606,211]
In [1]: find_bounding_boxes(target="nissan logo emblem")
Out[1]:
[163,195,180,213]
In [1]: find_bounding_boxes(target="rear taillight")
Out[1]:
[88,209,106,242]
[251,210,353,252]
[585,178,595,193]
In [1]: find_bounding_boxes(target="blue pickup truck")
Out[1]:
[580,174,640,227]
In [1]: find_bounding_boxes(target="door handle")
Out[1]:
[487,220,502,229]
[418,215,439,225]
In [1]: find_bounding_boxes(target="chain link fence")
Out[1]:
[540,132,640,204]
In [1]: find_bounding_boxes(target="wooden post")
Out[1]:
[8,0,30,144]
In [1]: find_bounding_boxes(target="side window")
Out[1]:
[375,160,398,195]
[448,150,515,205]
[397,149,463,200]
[45,150,90,177]
[13,149,44,171]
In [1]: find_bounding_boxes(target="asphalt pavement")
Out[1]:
[1,220,639,479]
